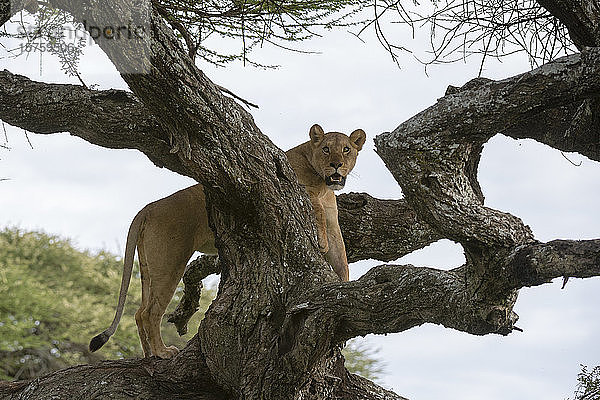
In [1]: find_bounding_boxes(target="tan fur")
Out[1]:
[89,124,366,358]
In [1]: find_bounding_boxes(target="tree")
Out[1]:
[569,365,600,400]
[0,0,599,398]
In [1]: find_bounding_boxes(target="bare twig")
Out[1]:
[2,121,8,144]
[216,84,259,109]
[561,151,583,166]
[354,0,575,68]
[23,129,33,149]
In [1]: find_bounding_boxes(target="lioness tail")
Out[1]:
[88,210,145,352]
[89,332,110,352]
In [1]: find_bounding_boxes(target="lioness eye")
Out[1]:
[322,146,330,154]
[343,146,350,153]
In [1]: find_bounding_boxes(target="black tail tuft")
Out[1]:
[89,332,110,352]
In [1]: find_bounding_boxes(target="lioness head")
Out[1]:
[308,124,366,190]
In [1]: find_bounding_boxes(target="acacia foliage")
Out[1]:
[570,365,600,400]
[1,0,576,75]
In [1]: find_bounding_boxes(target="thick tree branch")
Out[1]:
[286,239,599,346]
[0,337,231,400]
[529,0,600,160]
[376,48,600,252]
[285,263,518,353]
[445,78,600,162]
[380,48,600,149]
[337,192,442,263]
[0,336,400,399]
[501,100,600,161]
[506,239,600,289]
[172,239,600,350]
[0,70,187,174]
[536,0,600,48]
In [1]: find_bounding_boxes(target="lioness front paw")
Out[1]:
[154,345,180,359]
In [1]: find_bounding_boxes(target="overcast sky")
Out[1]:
[1,11,599,400]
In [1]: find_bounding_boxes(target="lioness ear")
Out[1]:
[349,129,366,151]
[309,124,325,145]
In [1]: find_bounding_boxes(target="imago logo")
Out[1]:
[82,20,146,41]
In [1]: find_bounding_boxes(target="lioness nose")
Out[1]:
[330,162,342,169]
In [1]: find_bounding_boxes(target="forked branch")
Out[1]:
[286,239,599,347]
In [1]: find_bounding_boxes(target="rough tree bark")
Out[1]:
[0,0,599,399]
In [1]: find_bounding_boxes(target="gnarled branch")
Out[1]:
[337,192,441,263]
[506,239,600,289]
[0,337,230,400]
[0,70,186,175]
[166,255,220,336]
[287,239,599,347]
[1,0,599,398]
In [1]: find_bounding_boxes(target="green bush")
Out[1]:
[342,338,384,382]
[0,227,214,380]
[569,364,600,400]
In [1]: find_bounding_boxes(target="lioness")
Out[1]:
[89,124,366,358]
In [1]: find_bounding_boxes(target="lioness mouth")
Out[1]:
[326,173,346,188]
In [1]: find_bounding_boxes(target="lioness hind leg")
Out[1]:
[139,240,192,358]
[135,246,152,357]
[134,307,151,357]
[142,267,186,358]
[132,187,206,358]
[142,297,179,358]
